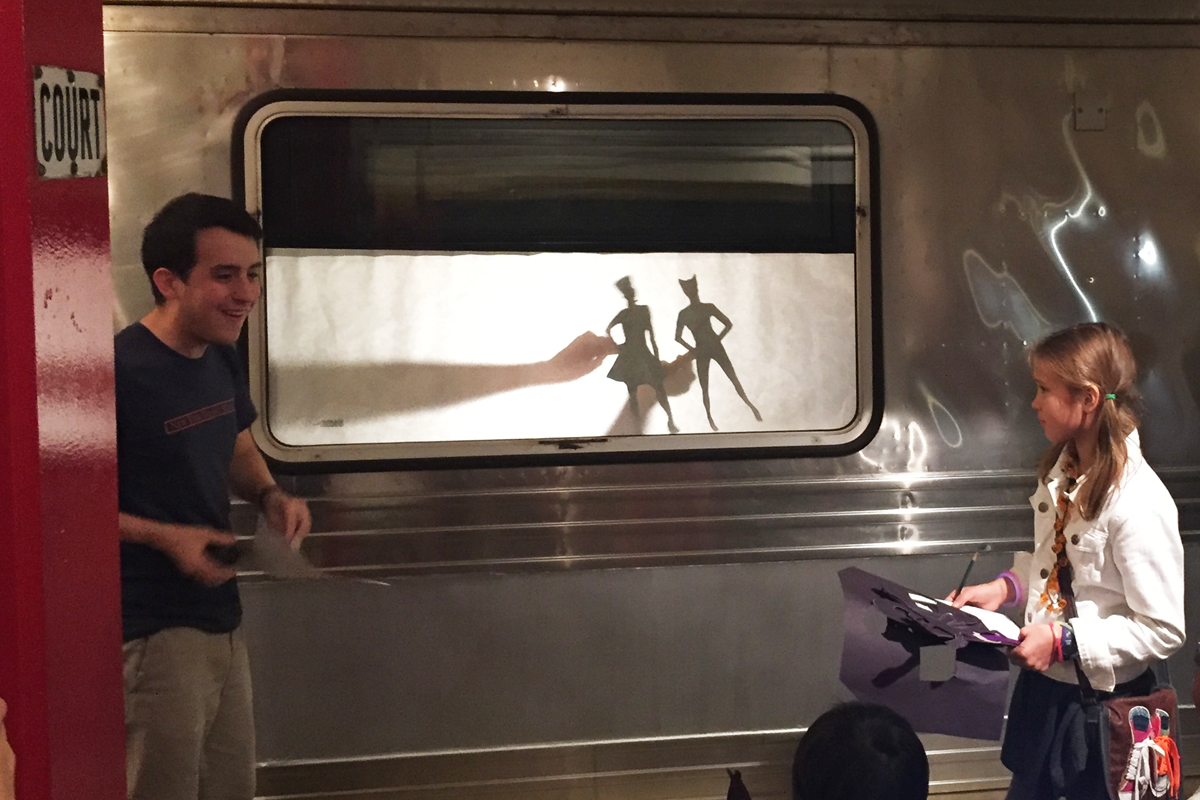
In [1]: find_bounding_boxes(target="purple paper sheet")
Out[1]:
[838,566,1012,741]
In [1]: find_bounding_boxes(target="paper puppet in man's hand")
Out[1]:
[838,567,1012,741]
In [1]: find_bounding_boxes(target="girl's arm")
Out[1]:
[947,576,1014,611]
[948,553,1026,610]
[1070,492,1185,692]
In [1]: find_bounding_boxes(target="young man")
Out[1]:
[117,193,311,800]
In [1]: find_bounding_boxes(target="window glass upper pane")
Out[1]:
[261,117,856,253]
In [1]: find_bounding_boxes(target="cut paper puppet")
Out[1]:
[249,514,323,580]
[838,566,1014,741]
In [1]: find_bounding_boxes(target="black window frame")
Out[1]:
[233,91,881,470]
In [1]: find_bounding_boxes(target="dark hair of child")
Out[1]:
[791,702,928,800]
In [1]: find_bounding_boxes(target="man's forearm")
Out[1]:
[119,511,178,550]
[228,429,277,506]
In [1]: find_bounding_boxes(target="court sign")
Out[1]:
[33,66,106,179]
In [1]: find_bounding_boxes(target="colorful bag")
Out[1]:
[1077,676,1180,800]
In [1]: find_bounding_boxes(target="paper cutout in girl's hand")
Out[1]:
[838,566,1012,741]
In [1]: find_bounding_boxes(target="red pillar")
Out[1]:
[0,0,125,796]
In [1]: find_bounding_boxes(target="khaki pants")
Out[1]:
[124,627,255,800]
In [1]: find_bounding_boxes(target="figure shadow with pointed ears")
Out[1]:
[674,276,761,431]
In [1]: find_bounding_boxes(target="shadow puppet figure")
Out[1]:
[605,276,679,434]
[673,276,761,430]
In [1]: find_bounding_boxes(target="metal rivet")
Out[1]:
[1038,502,1049,513]
[1040,569,1049,579]
[1071,535,1079,545]
[898,525,914,541]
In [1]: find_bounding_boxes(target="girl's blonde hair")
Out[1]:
[1030,322,1141,521]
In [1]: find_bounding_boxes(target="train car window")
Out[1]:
[240,97,876,464]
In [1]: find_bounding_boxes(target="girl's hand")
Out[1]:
[1010,624,1056,672]
[946,577,1010,611]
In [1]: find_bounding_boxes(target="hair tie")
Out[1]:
[1105,393,1117,401]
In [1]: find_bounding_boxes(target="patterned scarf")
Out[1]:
[1037,458,1079,614]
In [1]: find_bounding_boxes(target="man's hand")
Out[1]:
[159,524,239,586]
[542,332,618,383]
[1010,624,1056,672]
[262,487,311,546]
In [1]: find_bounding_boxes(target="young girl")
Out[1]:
[951,322,1184,799]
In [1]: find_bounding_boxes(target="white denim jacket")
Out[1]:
[1014,430,1184,691]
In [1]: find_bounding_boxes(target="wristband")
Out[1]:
[257,484,282,509]
[997,570,1023,608]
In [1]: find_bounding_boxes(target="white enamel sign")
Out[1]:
[33,66,106,179]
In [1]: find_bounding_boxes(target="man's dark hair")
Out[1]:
[792,702,928,800]
[141,193,262,304]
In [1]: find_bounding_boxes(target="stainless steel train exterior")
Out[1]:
[101,3,1200,797]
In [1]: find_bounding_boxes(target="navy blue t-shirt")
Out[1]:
[115,322,257,642]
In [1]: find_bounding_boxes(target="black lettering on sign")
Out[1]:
[79,92,92,160]
[90,90,102,156]
[65,86,79,161]
[39,84,52,162]
[51,85,65,161]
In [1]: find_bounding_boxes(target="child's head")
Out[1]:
[791,702,928,800]
[1029,322,1141,518]
[1030,322,1139,416]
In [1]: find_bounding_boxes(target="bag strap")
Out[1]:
[1057,565,1101,702]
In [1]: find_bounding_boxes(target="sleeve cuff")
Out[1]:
[1069,615,1117,692]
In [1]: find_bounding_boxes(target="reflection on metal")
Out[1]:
[1046,114,1101,322]
[1136,100,1166,159]
[858,418,927,484]
[1137,234,1161,268]
[962,249,1051,346]
[1000,114,1101,323]
[918,381,963,449]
